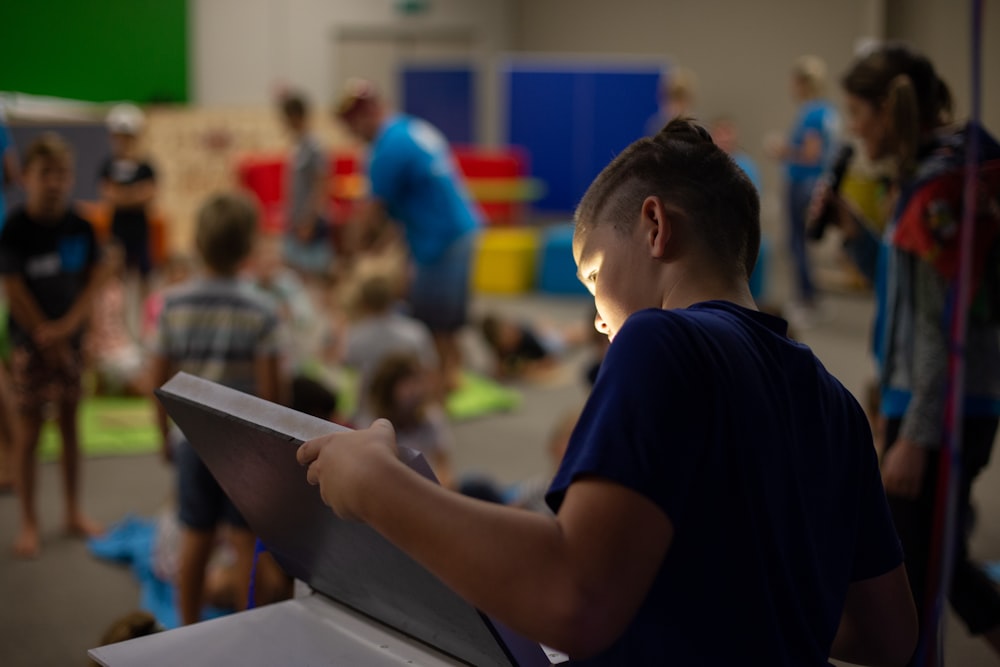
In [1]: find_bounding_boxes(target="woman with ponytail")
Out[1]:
[821,43,1000,663]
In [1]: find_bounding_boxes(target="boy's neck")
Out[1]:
[203,268,238,280]
[660,260,757,312]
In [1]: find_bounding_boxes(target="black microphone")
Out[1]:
[808,144,855,241]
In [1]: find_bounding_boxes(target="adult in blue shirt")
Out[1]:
[299,119,917,665]
[767,56,839,327]
[335,79,481,391]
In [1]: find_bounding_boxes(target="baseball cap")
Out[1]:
[106,103,145,135]
[333,78,378,119]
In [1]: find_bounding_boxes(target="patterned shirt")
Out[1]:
[153,277,280,395]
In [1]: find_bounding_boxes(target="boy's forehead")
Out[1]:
[27,155,73,173]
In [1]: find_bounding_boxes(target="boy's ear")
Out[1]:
[640,196,672,259]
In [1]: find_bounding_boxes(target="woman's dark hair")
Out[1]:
[841,43,948,173]
[575,117,760,280]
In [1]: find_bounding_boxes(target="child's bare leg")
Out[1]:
[178,527,215,625]
[0,365,18,490]
[255,551,293,605]
[13,410,44,558]
[227,527,258,612]
[433,332,463,393]
[56,397,102,537]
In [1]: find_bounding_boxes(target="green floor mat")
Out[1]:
[38,397,159,462]
[445,372,522,421]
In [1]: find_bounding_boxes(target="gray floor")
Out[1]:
[2,278,1000,665]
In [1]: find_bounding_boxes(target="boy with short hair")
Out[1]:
[151,192,290,625]
[298,119,918,665]
[0,133,105,557]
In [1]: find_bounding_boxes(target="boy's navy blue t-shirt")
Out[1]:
[547,302,902,666]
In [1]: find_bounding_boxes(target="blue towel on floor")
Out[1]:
[88,515,230,630]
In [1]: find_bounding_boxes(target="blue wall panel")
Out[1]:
[505,63,662,213]
[401,66,475,145]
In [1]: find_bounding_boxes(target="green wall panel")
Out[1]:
[0,0,188,103]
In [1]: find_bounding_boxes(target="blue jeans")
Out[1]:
[786,178,817,303]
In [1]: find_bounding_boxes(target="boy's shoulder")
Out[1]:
[0,206,30,236]
[164,278,279,315]
[0,206,93,239]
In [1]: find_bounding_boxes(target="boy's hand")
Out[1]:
[160,434,174,465]
[881,439,928,500]
[40,342,74,371]
[807,183,862,240]
[33,317,78,348]
[296,419,399,521]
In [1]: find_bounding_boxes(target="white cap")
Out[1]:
[106,103,145,135]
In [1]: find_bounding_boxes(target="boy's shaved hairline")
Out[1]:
[575,118,760,279]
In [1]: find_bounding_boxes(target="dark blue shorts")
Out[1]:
[175,434,248,531]
[409,231,475,333]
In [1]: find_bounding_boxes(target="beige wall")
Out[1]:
[192,0,514,143]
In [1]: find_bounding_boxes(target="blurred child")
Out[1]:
[99,104,157,331]
[342,270,438,422]
[0,133,106,557]
[480,313,587,381]
[279,92,332,282]
[87,610,161,665]
[150,192,291,624]
[368,352,454,489]
[246,235,323,377]
[710,116,762,193]
[86,242,150,395]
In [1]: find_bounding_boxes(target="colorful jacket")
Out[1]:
[843,123,1000,448]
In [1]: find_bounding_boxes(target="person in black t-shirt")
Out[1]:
[99,104,157,287]
[0,134,106,558]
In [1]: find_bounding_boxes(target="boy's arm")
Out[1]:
[34,257,112,348]
[346,199,391,256]
[150,354,174,463]
[2,275,50,338]
[254,351,284,405]
[830,564,917,666]
[297,421,672,658]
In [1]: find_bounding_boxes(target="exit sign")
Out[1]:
[395,0,430,15]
